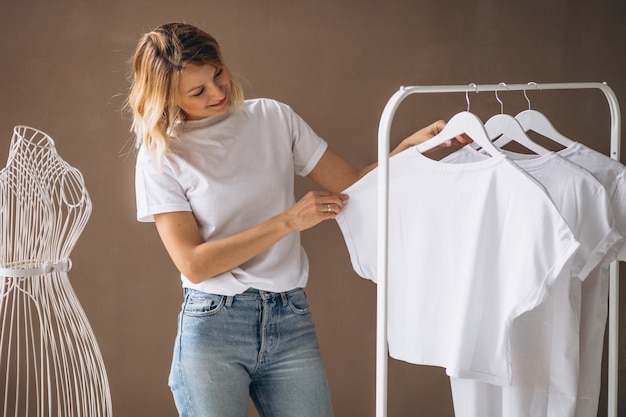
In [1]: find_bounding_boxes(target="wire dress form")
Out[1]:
[0,126,111,416]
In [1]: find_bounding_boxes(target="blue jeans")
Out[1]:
[169,288,334,417]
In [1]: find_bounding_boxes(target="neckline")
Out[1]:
[177,108,235,131]
[408,146,507,171]
[555,142,582,158]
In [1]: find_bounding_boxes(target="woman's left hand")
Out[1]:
[400,120,472,152]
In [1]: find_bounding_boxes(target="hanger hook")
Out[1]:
[466,83,478,112]
[524,81,541,110]
[495,82,508,114]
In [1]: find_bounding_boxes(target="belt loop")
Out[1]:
[280,292,288,306]
[225,295,234,307]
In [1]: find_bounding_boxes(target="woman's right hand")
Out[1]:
[283,191,349,232]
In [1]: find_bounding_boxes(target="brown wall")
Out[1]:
[1,0,625,416]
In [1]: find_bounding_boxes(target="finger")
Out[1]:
[432,120,446,135]
[325,195,349,211]
[321,203,335,214]
[320,201,347,216]
[456,133,472,144]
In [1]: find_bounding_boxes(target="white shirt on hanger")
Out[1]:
[553,142,626,417]
[336,147,579,386]
[468,142,626,417]
[442,146,623,417]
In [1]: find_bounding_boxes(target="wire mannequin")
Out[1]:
[0,126,111,416]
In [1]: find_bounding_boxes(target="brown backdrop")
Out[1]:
[1,0,625,416]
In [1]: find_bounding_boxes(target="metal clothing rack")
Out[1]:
[375,82,621,417]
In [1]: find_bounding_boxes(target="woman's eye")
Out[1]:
[193,87,205,97]
[214,68,223,78]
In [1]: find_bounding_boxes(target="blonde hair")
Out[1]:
[127,22,244,166]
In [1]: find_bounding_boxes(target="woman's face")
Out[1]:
[177,63,232,120]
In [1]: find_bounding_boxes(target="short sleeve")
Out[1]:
[135,147,192,222]
[287,105,328,177]
[572,187,623,280]
[335,169,378,281]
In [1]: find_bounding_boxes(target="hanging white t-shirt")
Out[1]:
[335,147,579,385]
[555,142,626,417]
[443,147,622,417]
[479,142,626,417]
[135,98,328,295]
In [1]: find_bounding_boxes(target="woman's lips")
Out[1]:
[210,96,227,107]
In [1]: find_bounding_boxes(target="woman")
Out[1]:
[128,22,465,417]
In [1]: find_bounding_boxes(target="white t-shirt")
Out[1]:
[135,98,328,295]
[469,143,626,417]
[336,147,579,385]
[443,147,622,417]
[556,142,626,417]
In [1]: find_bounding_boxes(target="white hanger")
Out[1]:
[416,110,502,156]
[488,83,550,154]
[514,82,575,147]
[417,84,501,156]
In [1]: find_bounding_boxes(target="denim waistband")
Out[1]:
[183,287,303,307]
[238,287,302,299]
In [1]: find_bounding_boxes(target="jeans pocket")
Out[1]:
[286,289,311,315]
[183,290,226,317]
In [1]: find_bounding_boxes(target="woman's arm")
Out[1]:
[153,189,348,283]
[308,120,468,192]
